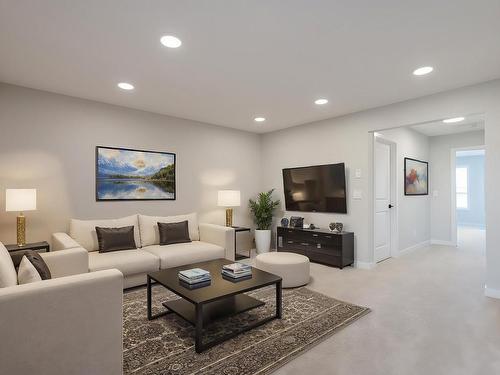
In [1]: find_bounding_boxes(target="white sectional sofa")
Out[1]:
[0,245,123,375]
[52,213,235,288]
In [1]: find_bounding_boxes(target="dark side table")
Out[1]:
[5,241,50,253]
[232,226,251,260]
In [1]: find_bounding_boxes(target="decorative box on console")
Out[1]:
[277,226,354,269]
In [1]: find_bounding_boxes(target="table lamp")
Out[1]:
[217,190,240,227]
[6,189,37,247]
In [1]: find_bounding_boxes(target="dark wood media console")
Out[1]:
[277,226,354,269]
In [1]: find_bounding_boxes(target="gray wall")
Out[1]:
[0,83,262,245]
[456,154,485,228]
[261,79,500,296]
[429,131,485,243]
[377,127,431,252]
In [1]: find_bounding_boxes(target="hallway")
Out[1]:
[272,226,499,375]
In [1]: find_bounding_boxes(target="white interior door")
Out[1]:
[374,139,392,262]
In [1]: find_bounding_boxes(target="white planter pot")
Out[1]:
[255,229,271,254]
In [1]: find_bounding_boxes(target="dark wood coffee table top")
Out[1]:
[148,258,281,305]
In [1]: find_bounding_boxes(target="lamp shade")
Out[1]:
[217,190,241,207]
[6,189,37,212]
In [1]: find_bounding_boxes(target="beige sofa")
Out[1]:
[52,213,235,288]
[0,245,123,375]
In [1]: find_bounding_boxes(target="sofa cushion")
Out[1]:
[158,221,191,245]
[143,241,224,269]
[0,242,17,288]
[88,249,159,276]
[139,213,199,247]
[17,255,43,284]
[96,226,137,253]
[70,215,140,252]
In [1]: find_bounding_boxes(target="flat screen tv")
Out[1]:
[282,163,347,213]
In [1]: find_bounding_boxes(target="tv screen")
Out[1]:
[282,163,347,213]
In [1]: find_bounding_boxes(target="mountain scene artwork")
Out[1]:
[96,146,175,200]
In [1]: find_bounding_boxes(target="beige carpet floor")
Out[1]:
[263,226,500,375]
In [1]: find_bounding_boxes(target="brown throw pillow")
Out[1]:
[96,225,137,253]
[23,250,51,280]
[158,221,191,245]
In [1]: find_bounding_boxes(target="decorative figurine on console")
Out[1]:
[290,216,304,228]
[329,222,344,233]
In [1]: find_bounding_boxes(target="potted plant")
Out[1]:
[249,189,280,253]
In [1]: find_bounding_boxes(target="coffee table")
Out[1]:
[147,258,282,353]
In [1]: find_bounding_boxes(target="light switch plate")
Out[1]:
[352,189,363,200]
[355,168,362,178]
[433,190,439,197]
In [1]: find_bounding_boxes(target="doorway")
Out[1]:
[451,147,485,248]
[373,135,398,262]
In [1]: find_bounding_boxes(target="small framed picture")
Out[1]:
[404,157,428,195]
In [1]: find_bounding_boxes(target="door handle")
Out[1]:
[388,204,394,208]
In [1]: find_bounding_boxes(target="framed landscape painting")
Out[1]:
[404,157,428,196]
[96,146,176,201]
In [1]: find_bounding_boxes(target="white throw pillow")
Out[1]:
[17,256,42,285]
[139,213,199,247]
[70,214,141,251]
[0,242,18,288]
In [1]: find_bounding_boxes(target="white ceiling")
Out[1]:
[410,113,485,137]
[1,1,500,133]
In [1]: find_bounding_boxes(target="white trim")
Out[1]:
[430,239,457,246]
[398,240,430,256]
[485,286,500,299]
[354,261,376,270]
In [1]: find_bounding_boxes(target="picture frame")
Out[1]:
[404,157,428,196]
[95,146,176,201]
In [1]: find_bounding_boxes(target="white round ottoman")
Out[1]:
[255,252,310,288]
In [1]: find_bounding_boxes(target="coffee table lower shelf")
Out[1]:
[162,294,265,326]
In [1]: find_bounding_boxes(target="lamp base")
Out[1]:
[225,208,233,227]
[17,213,26,247]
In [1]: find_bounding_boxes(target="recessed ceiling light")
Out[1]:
[254,117,266,123]
[314,98,328,105]
[117,82,134,90]
[160,35,182,48]
[443,117,465,123]
[413,66,434,76]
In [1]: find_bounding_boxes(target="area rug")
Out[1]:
[123,285,370,374]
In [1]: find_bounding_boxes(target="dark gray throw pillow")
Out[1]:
[24,250,51,280]
[96,225,137,253]
[158,221,191,245]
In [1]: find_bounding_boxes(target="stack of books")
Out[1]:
[178,268,211,289]
[221,263,252,281]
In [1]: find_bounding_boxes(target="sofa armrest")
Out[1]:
[0,269,123,375]
[40,247,89,278]
[52,232,81,251]
[199,223,235,261]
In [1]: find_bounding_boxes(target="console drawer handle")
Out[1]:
[301,242,309,246]
[287,241,294,244]
[312,234,319,237]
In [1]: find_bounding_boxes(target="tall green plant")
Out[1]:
[249,189,280,230]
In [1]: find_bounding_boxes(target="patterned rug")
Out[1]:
[123,285,370,374]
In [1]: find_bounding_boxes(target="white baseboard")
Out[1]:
[485,286,500,299]
[430,239,457,247]
[398,240,430,256]
[354,261,376,270]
